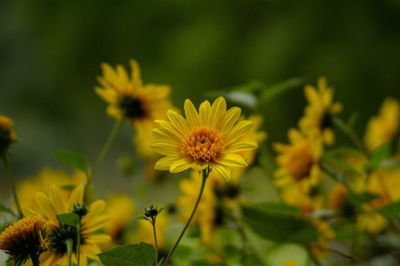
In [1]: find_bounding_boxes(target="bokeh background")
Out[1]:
[1,0,400,198]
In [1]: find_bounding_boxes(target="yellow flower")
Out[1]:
[0,115,17,154]
[364,97,400,151]
[309,220,335,260]
[274,129,323,192]
[129,208,169,249]
[0,217,47,265]
[32,185,110,266]
[95,59,172,127]
[356,210,388,234]
[152,97,257,180]
[104,194,135,245]
[299,77,343,146]
[17,168,85,215]
[177,171,218,245]
[279,183,323,214]
[285,260,297,266]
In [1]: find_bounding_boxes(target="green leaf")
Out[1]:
[54,150,90,175]
[98,242,156,266]
[376,201,400,220]
[266,243,309,266]
[0,203,16,216]
[369,142,392,170]
[259,77,303,104]
[57,213,79,226]
[242,204,318,244]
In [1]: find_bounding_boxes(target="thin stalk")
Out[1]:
[151,217,159,266]
[161,168,209,266]
[66,238,73,266]
[31,254,40,266]
[76,223,81,266]
[92,117,124,177]
[2,156,23,218]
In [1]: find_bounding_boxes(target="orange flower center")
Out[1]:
[182,127,224,163]
[287,141,313,181]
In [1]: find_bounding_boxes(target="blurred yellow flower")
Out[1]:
[279,183,323,214]
[104,194,135,246]
[274,129,323,192]
[17,168,85,215]
[0,216,47,265]
[152,97,257,180]
[0,115,17,154]
[364,97,400,151]
[95,59,172,127]
[356,210,388,234]
[310,220,335,260]
[31,185,110,266]
[299,77,343,146]
[177,171,218,245]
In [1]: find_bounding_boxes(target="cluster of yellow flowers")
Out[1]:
[1,58,400,266]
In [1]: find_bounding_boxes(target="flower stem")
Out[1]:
[151,217,159,266]
[2,156,23,218]
[161,168,209,266]
[66,238,73,266]
[93,117,124,176]
[31,254,40,266]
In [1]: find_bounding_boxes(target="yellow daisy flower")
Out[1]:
[299,77,343,146]
[0,216,47,265]
[151,97,257,180]
[104,194,135,246]
[274,129,323,192]
[17,168,85,215]
[279,183,324,214]
[177,171,218,245]
[364,97,400,151]
[0,115,17,154]
[31,185,110,266]
[95,59,172,127]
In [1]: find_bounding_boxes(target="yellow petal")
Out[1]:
[199,100,211,125]
[184,99,200,127]
[220,107,241,132]
[154,156,180,170]
[216,153,248,167]
[211,164,231,180]
[170,159,191,173]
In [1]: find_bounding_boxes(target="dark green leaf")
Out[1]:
[242,204,318,244]
[54,150,90,174]
[98,242,156,266]
[259,77,303,104]
[57,213,79,226]
[376,201,400,220]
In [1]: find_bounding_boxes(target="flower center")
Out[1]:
[119,95,147,119]
[287,142,314,181]
[182,127,224,163]
[49,224,84,254]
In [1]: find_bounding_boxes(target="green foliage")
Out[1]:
[54,150,90,176]
[98,243,156,266]
[0,203,16,217]
[242,203,318,244]
[368,142,392,171]
[377,201,400,220]
[56,213,80,226]
[266,243,309,266]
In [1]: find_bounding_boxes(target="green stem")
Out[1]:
[161,168,209,266]
[333,118,368,156]
[31,254,40,266]
[76,223,81,266]
[85,117,123,200]
[93,117,124,176]
[2,156,23,218]
[152,217,159,266]
[66,238,73,266]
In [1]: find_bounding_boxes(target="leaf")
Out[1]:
[376,201,400,220]
[369,142,392,170]
[98,242,156,266]
[259,77,303,104]
[54,150,90,175]
[57,213,79,226]
[0,203,16,216]
[242,204,318,244]
[266,243,309,266]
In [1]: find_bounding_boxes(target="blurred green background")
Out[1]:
[1,0,400,188]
